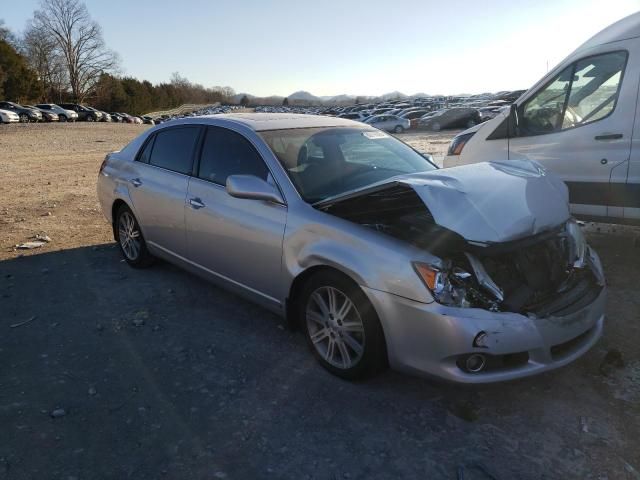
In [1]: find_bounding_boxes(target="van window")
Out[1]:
[521,51,627,135]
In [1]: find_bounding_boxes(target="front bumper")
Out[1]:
[363,284,605,383]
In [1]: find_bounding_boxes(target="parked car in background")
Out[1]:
[34,103,78,122]
[477,106,504,122]
[364,114,411,133]
[141,115,156,125]
[419,108,481,131]
[338,112,367,121]
[443,12,640,226]
[25,105,59,122]
[399,110,431,128]
[98,113,606,383]
[0,101,42,123]
[58,103,102,122]
[117,113,135,124]
[0,108,20,123]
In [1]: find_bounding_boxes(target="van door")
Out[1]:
[626,113,640,222]
[508,46,638,220]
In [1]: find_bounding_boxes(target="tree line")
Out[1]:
[0,0,236,115]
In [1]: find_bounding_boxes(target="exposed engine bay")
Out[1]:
[318,183,604,317]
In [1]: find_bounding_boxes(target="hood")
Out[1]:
[316,159,570,244]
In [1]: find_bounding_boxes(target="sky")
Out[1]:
[2,0,639,97]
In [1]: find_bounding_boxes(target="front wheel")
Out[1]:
[87,115,95,122]
[466,119,477,128]
[394,125,404,134]
[431,122,441,132]
[114,205,154,268]
[19,113,29,123]
[299,271,386,380]
[59,115,67,122]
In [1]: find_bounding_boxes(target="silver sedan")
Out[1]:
[97,113,606,383]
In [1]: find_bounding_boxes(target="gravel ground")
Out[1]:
[1,122,639,479]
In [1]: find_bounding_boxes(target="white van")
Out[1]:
[444,12,640,225]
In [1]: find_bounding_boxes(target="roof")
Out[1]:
[574,12,640,53]
[195,113,362,131]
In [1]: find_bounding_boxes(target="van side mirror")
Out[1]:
[508,103,520,137]
[226,174,285,205]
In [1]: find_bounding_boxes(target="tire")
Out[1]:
[466,119,477,128]
[394,125,404,134]
[114,205,154,268]
[431,122,441,132]
[59,115,67,122]
[19,113,29,123]
[298,270,386,380]
[87,115,95,122]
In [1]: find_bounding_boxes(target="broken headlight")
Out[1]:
[566,219,586,268]
[413,262,474,308]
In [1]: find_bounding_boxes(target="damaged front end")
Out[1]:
[412,221,605,317]
[317,176,605,318]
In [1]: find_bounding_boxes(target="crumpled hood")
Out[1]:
[396,160,570,243]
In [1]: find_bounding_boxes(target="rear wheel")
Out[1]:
[114,205,154,268]
[299,271,386,380]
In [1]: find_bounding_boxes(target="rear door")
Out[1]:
[127,125,202,257]
[185,126,287,303]
[509,46,638,220]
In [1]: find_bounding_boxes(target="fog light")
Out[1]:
[465,354,486,373]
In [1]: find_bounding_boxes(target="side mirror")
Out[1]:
[226,174,285,205]
[508,103,520,137]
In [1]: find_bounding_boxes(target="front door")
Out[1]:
[185,126,287,303]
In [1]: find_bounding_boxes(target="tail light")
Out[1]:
[99,154,110,175]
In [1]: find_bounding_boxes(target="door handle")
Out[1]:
[594,133,622,141]
[189,197,205,209]
[129,178,142,187]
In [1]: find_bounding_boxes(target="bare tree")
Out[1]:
[31,0,119,102]
[22,22,66,101]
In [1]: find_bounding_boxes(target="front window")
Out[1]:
[521,51,627,135]
[259,127,436,203]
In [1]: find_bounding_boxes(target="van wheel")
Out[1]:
[114,205,154,268]
[299,271,386,380]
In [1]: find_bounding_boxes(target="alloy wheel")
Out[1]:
[305,286,366,369]
[118,211,141,261]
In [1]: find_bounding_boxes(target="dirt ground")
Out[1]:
[1,122,639,479]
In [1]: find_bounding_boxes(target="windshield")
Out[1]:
[259,126,436,203]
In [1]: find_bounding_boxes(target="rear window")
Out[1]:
[148,127,200,175]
